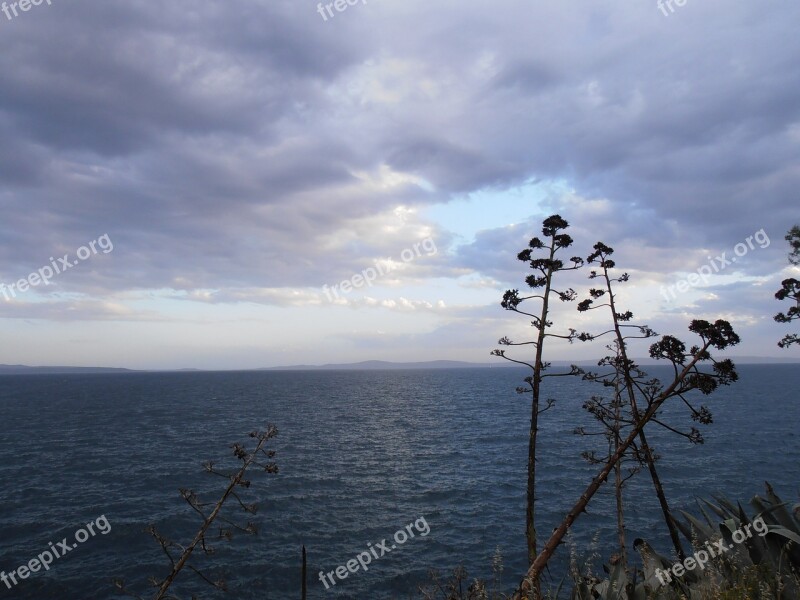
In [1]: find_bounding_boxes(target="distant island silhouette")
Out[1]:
[1,357,796,375]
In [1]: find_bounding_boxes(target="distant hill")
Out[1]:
[263,356,799,371]
[0,364,135,375]
[721,355,800,364]
[262,360,504,371]
[0,356,795,375]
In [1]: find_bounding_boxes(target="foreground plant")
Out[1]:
[113,426,279,599]
[513,320,740,598]
[576,483,800,600]
[785,225,800,266]
[492,214,584,567]
[775,225,800,348]
[576,242,690,564]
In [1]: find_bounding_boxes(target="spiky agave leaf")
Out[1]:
[680,510,718,545]
[633,538,674,590]
[700,497,728,521]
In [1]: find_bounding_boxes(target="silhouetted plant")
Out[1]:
[573,340,644,576]
[418,566,491,600]
[775,226,800,348]
[513,320,739,599]
[576,242,688,563]
[492,214,585,568]
[785,225,800,266]
[113,426,279,599]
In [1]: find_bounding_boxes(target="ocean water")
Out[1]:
[0,365,797,599]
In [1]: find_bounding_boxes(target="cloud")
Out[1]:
[0,0,797,364]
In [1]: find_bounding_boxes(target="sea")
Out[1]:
[0,364,797,599]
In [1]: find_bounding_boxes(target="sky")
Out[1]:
[0,0,798,370]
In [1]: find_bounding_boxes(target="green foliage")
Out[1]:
[571,483,800,600]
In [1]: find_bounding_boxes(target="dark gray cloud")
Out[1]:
[0,0,797,308]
